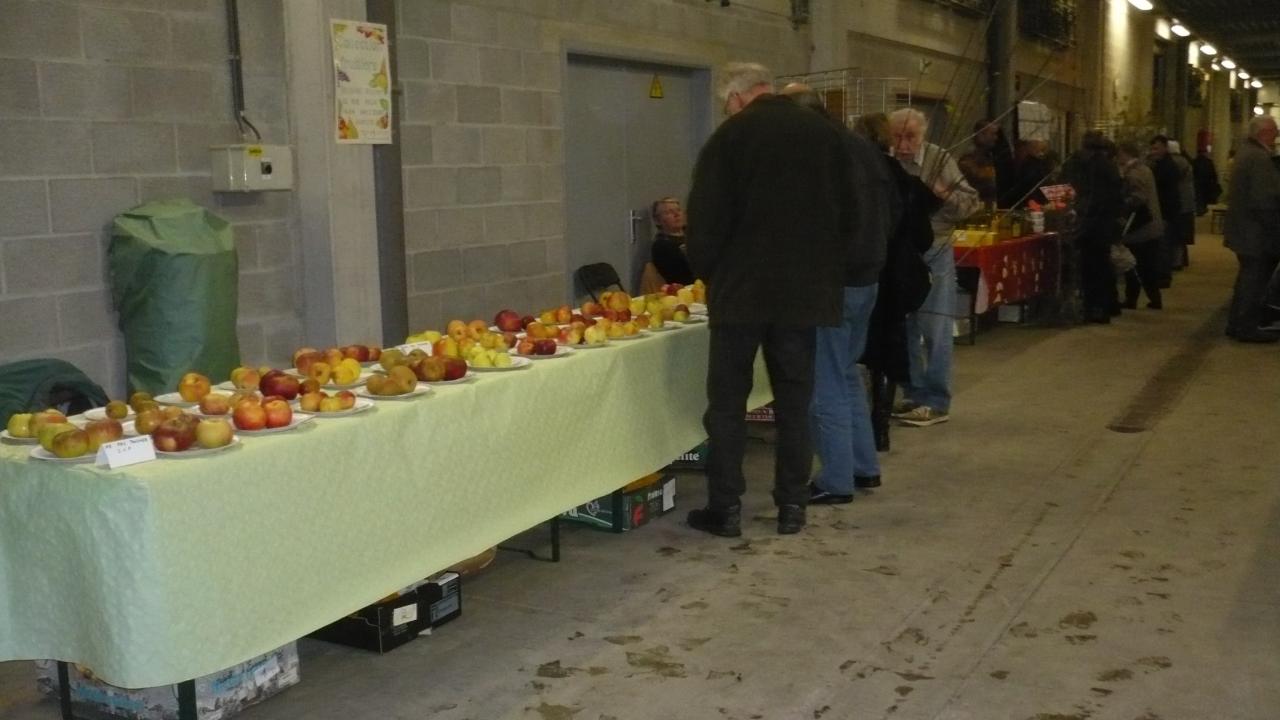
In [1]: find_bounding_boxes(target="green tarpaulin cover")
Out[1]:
[110,199,240,395]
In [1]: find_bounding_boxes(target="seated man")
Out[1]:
[650,196,695,285]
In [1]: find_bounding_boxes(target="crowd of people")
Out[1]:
[648,62,1279,537]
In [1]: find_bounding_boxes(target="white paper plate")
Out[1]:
[689,303,707,315]
[646,321,682,332]
[235,414,316,435]
[469,356,532,372]
[513,345,575,360]
[323,371,373,390]
[83,406,135,422]
[157,436,242,458]
[153,392,198,407]
[424,372,477,385]
[215,380,261,392]
[29,446,96,463]
[299,397,376,417]
[1,430,37,444]
[611,332,648,341]
[356,384,433,401]
[572,341,611,349]
[678,314,708,324]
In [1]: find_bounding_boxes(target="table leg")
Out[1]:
[177,679,197,720]
[498,517,562,563]
[56,662,73,720]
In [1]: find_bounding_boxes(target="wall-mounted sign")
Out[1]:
[331,19,391,144]
[649,74,664,99]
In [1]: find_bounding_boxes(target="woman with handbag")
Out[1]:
[1117,142,1165,310]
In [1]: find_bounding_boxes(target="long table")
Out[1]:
[954,233,1061,343]
[0,322,771,689]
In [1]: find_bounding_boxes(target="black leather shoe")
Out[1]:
[1233,331,1280,344]
[809,485,853,505]
[687,505,742,537]
[777,504,806,534]
[855,475,882,489]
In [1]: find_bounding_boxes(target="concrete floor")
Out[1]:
[3,237,1278,720]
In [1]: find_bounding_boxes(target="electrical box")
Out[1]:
[210,144,293,192]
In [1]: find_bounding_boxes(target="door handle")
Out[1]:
[628,210,644,245]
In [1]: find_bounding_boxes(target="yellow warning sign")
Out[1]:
[649,74,664,99]
[247,146,264,157]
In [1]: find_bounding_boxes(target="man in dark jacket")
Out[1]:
[779,83,889,505]
[1224,116,1280,343]
[1062,131,1123,323]
[1148,135,1181,287]
[685,62,852,537]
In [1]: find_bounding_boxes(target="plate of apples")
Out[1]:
[26,414,127,462]
[148,415,242,458]
[512,337,573,359]
[295,389,374,417]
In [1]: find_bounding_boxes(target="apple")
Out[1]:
[323,348,345,369]
[195,418,234,449]
[501,332,518,348]
[134,408,164,435]
[331,358,362,385]
[622,321,639,336]
[292,347,319,367]
[606,291,630,312]
[38,422,78,451]
[152,418,196,452]
[442,357,468,381]
[128,392,153,412]
[30,410,70,437]
[84,419,124,452]
[105,400,129,420]
[318,395,344,413]
[581,302,603,318]
[446,319,468,343]
[433,336,460,359]
[676,287,695,304]
[335,390,357,410]
[293,351,322,376]
[673,304,690,322]
[533,339,557,355]
[554,304,572,324]
[379,348,406,371]
[307,361,332,385]
[198,393,231,416]
[648,313,664,330]
[606,322,624,338]
[259,370,301,400]
[6,413,33,438]
[388,365,419,393]
[601,308,619,322]
[467,319,488,339]
[520,314,537,329]
[538,309,557,325]
[661,283,683,296]
[299,377,321,395]
[298,391,323,413]
[629,297,646,316]
[232,402,267,431]
[369,345,382,362]
[50,428,90,458]
[516,338,535,355]
[526,321,550,339]
[415,355,446,382]
[342,344,370,362]
[583,325,607,345]
[177,372,212,403]
[229,366,261,391]
[494,309,523,332]
[263,399,292,428]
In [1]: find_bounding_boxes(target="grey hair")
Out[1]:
[1248,114,1278,139]
[889,107,929,133]
[718,62,772,101]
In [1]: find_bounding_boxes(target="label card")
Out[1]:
[392,603,418,627]
[662,481,675,512]
[95,436,157,469]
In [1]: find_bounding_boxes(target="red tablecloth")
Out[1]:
[954,233,1059,313]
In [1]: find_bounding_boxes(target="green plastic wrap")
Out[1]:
[109,199,239,395]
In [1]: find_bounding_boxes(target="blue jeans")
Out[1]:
[810,284,879,494]
[904,244,956,412]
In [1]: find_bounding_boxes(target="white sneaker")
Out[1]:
[897,406,950,427]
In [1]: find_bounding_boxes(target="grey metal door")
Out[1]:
[564,55,707,299]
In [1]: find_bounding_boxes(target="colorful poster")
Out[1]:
[330,19,391,144]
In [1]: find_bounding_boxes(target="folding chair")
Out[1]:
[575,262,625,302]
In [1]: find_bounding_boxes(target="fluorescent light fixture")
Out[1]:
[1239,70,1251,80]
[1255,106,1265,116]
[1128,0,1153,10]
[1221,58,1237,70]
[1211,63,1221,72]
[1170,21,1191,37]
[1251,79,1263,89]
[1199,43,1217,56]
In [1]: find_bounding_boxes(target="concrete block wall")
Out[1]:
[395,0,806,333]
[0,0,301,398]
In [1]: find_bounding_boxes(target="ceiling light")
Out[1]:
[1255,106,1265,116]
[1170,21,1190,37]
[1221,58,1237,70]
[1211,62,1221,72]
[1199,43,1217,56]
[1239,70,1251,80]
[1251,79,1263,89]
[1128,0,1153,11]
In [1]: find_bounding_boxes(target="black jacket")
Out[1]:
[687,94,851,326]
[1149,154,1182,220]
[1062,148,1123,247]
[651,233,694,285]
[843,129,892,286]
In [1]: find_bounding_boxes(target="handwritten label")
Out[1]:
[394,341,434,356]
[392,603,418,627]
[95,436,156,469]
[662,480,675,512]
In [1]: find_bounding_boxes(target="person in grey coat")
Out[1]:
[1167,140,1196,270]
[1118,142,1164,310]
[1224,116,1280,343]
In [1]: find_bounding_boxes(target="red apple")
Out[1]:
[368,345,382,362]
[84,419,124,452]
[292,347,319,367]
[494,309,523,332]
[299,377,321,395]
[516,338,535,355]
[520,314,537,329]
[442,357,467,381]
[342,344,370,362]
[259,370,301,400]
[195,418,234,448]
[533,339,557,355]
[198,393,231,416]
[263,399,292,428]
[415,356,446,382]
[335,390,357,410]
[232,402,267,431]
[152,418,196,452]
[601,308,619,321]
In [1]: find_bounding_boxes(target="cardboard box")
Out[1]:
[307,573,462,653]
[561,473,676,532]
[745,403,775,423]
[668,440,708,470]
[35,643,299,720]
[997,303,1029,323]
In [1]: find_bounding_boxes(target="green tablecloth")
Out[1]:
[0,324,772,688]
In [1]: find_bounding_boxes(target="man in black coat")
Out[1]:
[1148,135,1181,287]
[685,62,852,537]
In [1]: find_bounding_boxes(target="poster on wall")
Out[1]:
[330,19,391,144]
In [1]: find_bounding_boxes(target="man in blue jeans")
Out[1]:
[781,84,895,504]
[887,109,979,427]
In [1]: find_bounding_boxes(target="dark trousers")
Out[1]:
[1079,239,1116,316]
[704,322,816,510]
[1124,240,1163,307]
[1228,253,1280,333]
